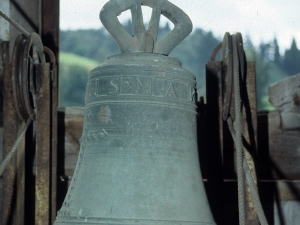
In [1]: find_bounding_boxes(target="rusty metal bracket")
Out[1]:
[1,33,57,225]
[12,33,45,121]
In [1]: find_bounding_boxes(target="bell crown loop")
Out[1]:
[100,0,193,55]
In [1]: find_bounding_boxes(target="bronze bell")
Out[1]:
[54,0,216,224]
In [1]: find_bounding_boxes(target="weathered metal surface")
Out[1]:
[58,108,300,184]
[55,50,216,225]
[12,33,45,121]
[55,1,215,224]
[57,106,300,224]
[268,73,300,130]
[100,0,192,55]
[12,34,30,120]
[35,63,51,225]
[1,62,17,225]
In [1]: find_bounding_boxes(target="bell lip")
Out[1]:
[105,52,181,66]
[54,216,217,225]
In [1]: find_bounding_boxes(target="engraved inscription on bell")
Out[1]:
[87,76,193,100]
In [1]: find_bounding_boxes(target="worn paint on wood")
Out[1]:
[267,111,300,180]
[269,73,300,130]
[35,63,51,225]
[243,62,259,224]
[51,62,58,224]
[1,63,17,225]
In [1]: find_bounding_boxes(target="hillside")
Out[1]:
[59,52,99,106]
[59,25,299,109]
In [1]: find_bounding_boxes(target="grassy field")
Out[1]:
[59,52,100,106]
[59,52,99,70]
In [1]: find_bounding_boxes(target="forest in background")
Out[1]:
[59,21,300,110]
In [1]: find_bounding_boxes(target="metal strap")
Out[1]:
[0,117,32,176]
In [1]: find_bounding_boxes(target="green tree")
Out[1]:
[273,38,282,68]
[170,28,220,97]
[245,45,288,110]
[282,38,300,76]
[59,28,290,110]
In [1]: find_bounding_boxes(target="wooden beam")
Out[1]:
[1,63,17,225]
[240,62,259,224]
[35,63,51,225]
[42,1,60,222]
[42,0,59,62]
[269,73,300,130]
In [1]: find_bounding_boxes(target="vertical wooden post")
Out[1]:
[243,62,259,224]
[51,61,58,224]
[2,63,17,225]
[42,0,60,219]
[42,0,60,61]
[35,63,51,225]
[16,127,26,225]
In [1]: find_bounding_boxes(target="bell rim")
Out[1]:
[54,216,217,225]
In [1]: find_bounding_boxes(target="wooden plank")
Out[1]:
[57,107,84,178]
[268,111,300,180]
[1,63,17,225]
[0,40,10,221]
[257,110,300,180]
[16,130,25,225]
[9,0,41,56]
[42,0,60,220]
[51,61,58,224]
[42,0,60,62]
[41,0,60,217]
[243,62,259,224]
[268,73,300,130]
[35,63,51,225]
